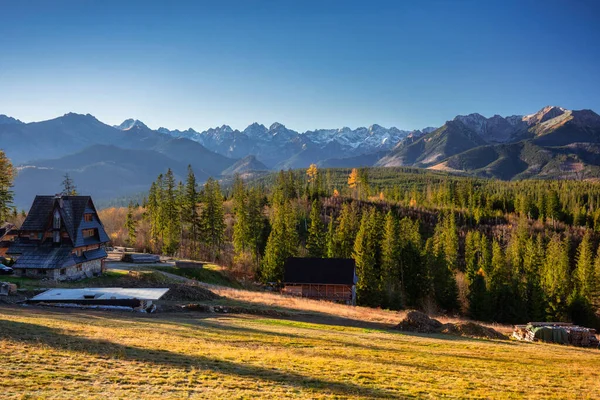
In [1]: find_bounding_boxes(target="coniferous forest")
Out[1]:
[3,146,600,327]
[102,164,600,327]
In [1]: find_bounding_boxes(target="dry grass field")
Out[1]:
[1,305,600,399]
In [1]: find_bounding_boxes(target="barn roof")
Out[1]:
[283,258,356,285]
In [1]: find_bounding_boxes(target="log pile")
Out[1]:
[513,322,599,348]
[121,253,161,264]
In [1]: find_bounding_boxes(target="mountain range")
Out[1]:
[1,105,600,209]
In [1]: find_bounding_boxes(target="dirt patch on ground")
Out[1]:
[396,310,443,333]
[181,303,290,317]
[162,284,220,302]
[440,322,507,340]
[395,311,507,340]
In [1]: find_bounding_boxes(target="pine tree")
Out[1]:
[326,213,335,258]
[381,211,401,308]
[353,208,382,306]
[306,200,326,257]
[146,180,161,252]
[261,201,298,282]
[125,202,138,247]
[541,233,570,320]
[399,217,427,307]
[161,169,180,255]
[232,175,250,255]
[0,150,15,222]
[183,165,200,257]
[200,178,226,260]
[61,173,78,196]
[332,202,360,258]
[574,231,595,301]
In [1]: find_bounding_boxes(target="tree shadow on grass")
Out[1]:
[0,316,395,399]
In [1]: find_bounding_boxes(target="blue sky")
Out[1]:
[0,0,598,132]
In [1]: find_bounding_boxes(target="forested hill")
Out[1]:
[87,163,600,329]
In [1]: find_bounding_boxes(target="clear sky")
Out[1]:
[0,0,598,132]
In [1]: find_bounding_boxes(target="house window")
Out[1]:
[60,268,66,275]
[83,229,96,238]
[53,231,60,243]
[77,265,83,272]
[53,210,61,229]
[37,269,45,275]
[84,213,93,222]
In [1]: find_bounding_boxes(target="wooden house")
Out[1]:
[0,223,16,257]
[6,195,110,280]
[282,257,357,305]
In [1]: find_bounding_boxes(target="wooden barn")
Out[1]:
[282,257,357,305]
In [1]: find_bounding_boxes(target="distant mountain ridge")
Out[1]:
[3,106,600,208]
[153,121,435,168]
[378,106,600,180]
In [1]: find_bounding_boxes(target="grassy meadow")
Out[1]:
[1,305,599,399]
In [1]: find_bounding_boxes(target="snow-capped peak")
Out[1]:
[115,119,148,130]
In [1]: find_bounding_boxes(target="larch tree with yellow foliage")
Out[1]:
[348,168,359,199]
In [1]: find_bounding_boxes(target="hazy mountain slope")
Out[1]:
[222,155,269,176]
[10,144,216,209]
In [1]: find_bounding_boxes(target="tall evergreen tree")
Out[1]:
[542,233,571,320]
[125,202,138,247]
[200,178,226,260]
[332,202,360,258]
[0,150,15,222]
[262,201,298,282]
[353,208,382,306]
[61,173,78,196]
[574,231,595,301]
[381,211,401,308]
[161,169,180,255]
[306,200,326,257]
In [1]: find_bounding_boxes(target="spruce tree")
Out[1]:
[381,211,401,308]
[574,231,595,301]
[161,169,180,255]
[262,201,298,282]
[353,208,382,306]
[326,214,335,258]
[0,150,15,222]
[61,173,78,196]
[183,166,200,257]
[542,233,570,320]
[332,202,360,258]
[125,202,138,247]
[200,178,226,260]
[306,200,326,257]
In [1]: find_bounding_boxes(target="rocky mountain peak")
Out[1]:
[523,106,567,125]
[0,114,24,125]
[116,119,148,130]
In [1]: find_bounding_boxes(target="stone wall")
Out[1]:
[18,259,104,281]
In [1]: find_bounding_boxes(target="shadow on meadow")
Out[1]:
[0,314,395,399]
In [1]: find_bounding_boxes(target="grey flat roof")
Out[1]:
[31,288,169,302]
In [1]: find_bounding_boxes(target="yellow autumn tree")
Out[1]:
[306,163,318,184]
[348,168,360,199]
[348,168,359,189]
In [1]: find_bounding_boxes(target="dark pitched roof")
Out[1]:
[283,258,356,285]
[19,195,109,246]
[12,244,107,270]
[13,245,77,269]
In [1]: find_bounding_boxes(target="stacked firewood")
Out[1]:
[513,322,599,348]
[565,326,598,347]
